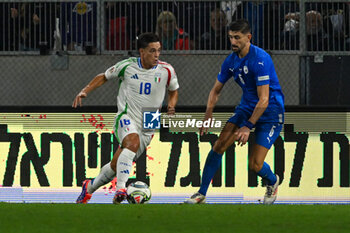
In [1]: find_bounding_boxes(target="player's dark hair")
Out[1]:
[229,19,251,34]
[137,33,160,49]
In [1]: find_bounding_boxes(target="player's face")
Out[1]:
[228,30,251,54]
[140,42,161,69]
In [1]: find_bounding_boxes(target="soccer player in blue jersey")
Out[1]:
[185,19,284,204]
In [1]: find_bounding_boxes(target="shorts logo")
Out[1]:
[266,125,277,144]
[267,137,271,144]
[143,110,161,129]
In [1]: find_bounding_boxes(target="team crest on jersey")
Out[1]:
[244,66,248,74]
[154,73,161,83]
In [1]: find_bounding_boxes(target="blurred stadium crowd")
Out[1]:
[1,1,350,53]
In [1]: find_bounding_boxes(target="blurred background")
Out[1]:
[0,0,349,107]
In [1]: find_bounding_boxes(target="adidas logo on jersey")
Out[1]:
[130,74,139,79]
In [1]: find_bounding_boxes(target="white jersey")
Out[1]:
[105,57,179,130]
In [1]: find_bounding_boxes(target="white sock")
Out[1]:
[116,148,136,190]
[87,162,115,194]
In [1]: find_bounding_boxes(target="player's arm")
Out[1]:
[200,80,224,135]
[235,83,269,146]
[166,64,180,115]
[72,73,107,108]
[167,89,178,115]
[248,84,269,124]
[205,80,224,117]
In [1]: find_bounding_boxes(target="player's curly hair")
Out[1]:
[137,33,160,50]
[229,19,251,34]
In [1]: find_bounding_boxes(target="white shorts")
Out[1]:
[113,113,153,161]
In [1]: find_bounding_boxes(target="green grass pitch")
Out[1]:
[0,203,349,233]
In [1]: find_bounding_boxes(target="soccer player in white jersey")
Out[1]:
[73,33,179,204]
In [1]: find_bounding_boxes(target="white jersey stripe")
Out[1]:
[258,75,270,81]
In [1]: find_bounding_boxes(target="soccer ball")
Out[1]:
[126,181,151,204]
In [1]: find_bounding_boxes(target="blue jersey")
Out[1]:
[218,44,285,123]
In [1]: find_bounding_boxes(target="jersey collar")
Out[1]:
[138,57,158,70]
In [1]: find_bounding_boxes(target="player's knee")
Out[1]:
[124,143,139,153]
[122,134,140,153]
[213,139,227,154]
[249,161,263,172]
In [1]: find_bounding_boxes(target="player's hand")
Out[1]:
[199,112,212,136]
[234,126,250,146]
[72,91,87,108]
[167,106,175,116]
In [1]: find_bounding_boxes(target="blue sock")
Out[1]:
[198,149,223,196]
[257,162,277,185]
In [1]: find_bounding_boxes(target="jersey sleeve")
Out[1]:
[166,65,179,91]
[217,56,233,84]
[104,60,130,80]
[254,55,273,86]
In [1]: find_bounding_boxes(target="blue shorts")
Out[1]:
[227,109,282,149]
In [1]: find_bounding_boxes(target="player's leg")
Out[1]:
[113,132,153,204]
[85,148,121,195]
[185,122,238,204]
[185,109,250,204]
[110,113,141,203]
[76,114,139,204]
[114,133,140,190]
[249,144,279,205]
[76,147,121,204]
[76,139,134,204]
[251,122,283,205]
[249,144,276,183]
[199,122,239,194]
[112,133,140,204]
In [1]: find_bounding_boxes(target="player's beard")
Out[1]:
[232,45,240,54]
